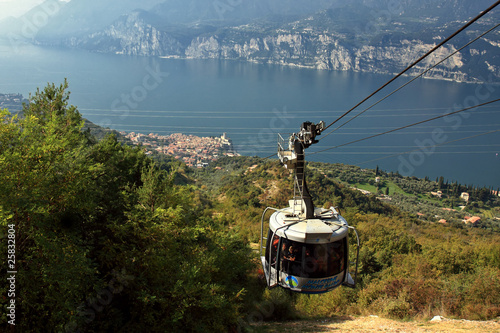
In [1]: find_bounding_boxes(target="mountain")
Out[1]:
[34,0,165,41]
[3,0,500,83]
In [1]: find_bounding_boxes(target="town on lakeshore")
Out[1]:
[0,93,25,113]
[121,131,240,168]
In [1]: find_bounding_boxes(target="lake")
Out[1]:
[0,42,499,188]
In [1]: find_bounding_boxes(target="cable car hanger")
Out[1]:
[260,121,360,294]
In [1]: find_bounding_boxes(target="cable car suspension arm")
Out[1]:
[278,121,325,219]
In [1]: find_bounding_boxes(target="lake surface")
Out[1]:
[1,42,499,188]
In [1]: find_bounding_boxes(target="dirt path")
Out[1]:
[255,316,500,332]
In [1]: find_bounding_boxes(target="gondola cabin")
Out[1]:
[260,121,359,294]
[260,201,357,294]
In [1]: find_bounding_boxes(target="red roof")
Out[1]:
[468,216,481,224]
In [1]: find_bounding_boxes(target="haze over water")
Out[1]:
[1,42,499,188]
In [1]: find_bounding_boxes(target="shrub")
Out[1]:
[462,267,500,320]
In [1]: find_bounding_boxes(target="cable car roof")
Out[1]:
[269,201,348,244]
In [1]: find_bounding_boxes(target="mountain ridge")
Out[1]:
[1,0,499,82]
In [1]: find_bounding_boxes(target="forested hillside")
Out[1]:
[0,82,254,332]
[1,83,499,332]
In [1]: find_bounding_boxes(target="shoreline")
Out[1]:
[157,55,494,85]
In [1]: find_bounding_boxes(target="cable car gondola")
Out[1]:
[259,121,360,294]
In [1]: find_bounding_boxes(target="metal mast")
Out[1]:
[278,121,324,219]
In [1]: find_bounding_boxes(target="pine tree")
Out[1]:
[438,176,445,189]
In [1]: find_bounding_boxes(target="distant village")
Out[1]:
[121,131,240,168]
[0,93,26,113]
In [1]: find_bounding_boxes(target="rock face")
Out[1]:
[66,12,184,57]
[181,32,474,82]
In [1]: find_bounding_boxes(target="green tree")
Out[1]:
[0,82,102,331]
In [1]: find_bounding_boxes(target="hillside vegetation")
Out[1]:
[192,156,500,324]
[1,83,499,332]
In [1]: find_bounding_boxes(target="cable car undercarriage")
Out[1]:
[260,121,360,294]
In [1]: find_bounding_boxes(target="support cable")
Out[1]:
[321,0,500,133]
[354,129,500,166]
[309,98,500,156]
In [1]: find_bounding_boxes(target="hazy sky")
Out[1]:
[0,0,68,20]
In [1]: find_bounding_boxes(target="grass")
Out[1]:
[350,180,406,197]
